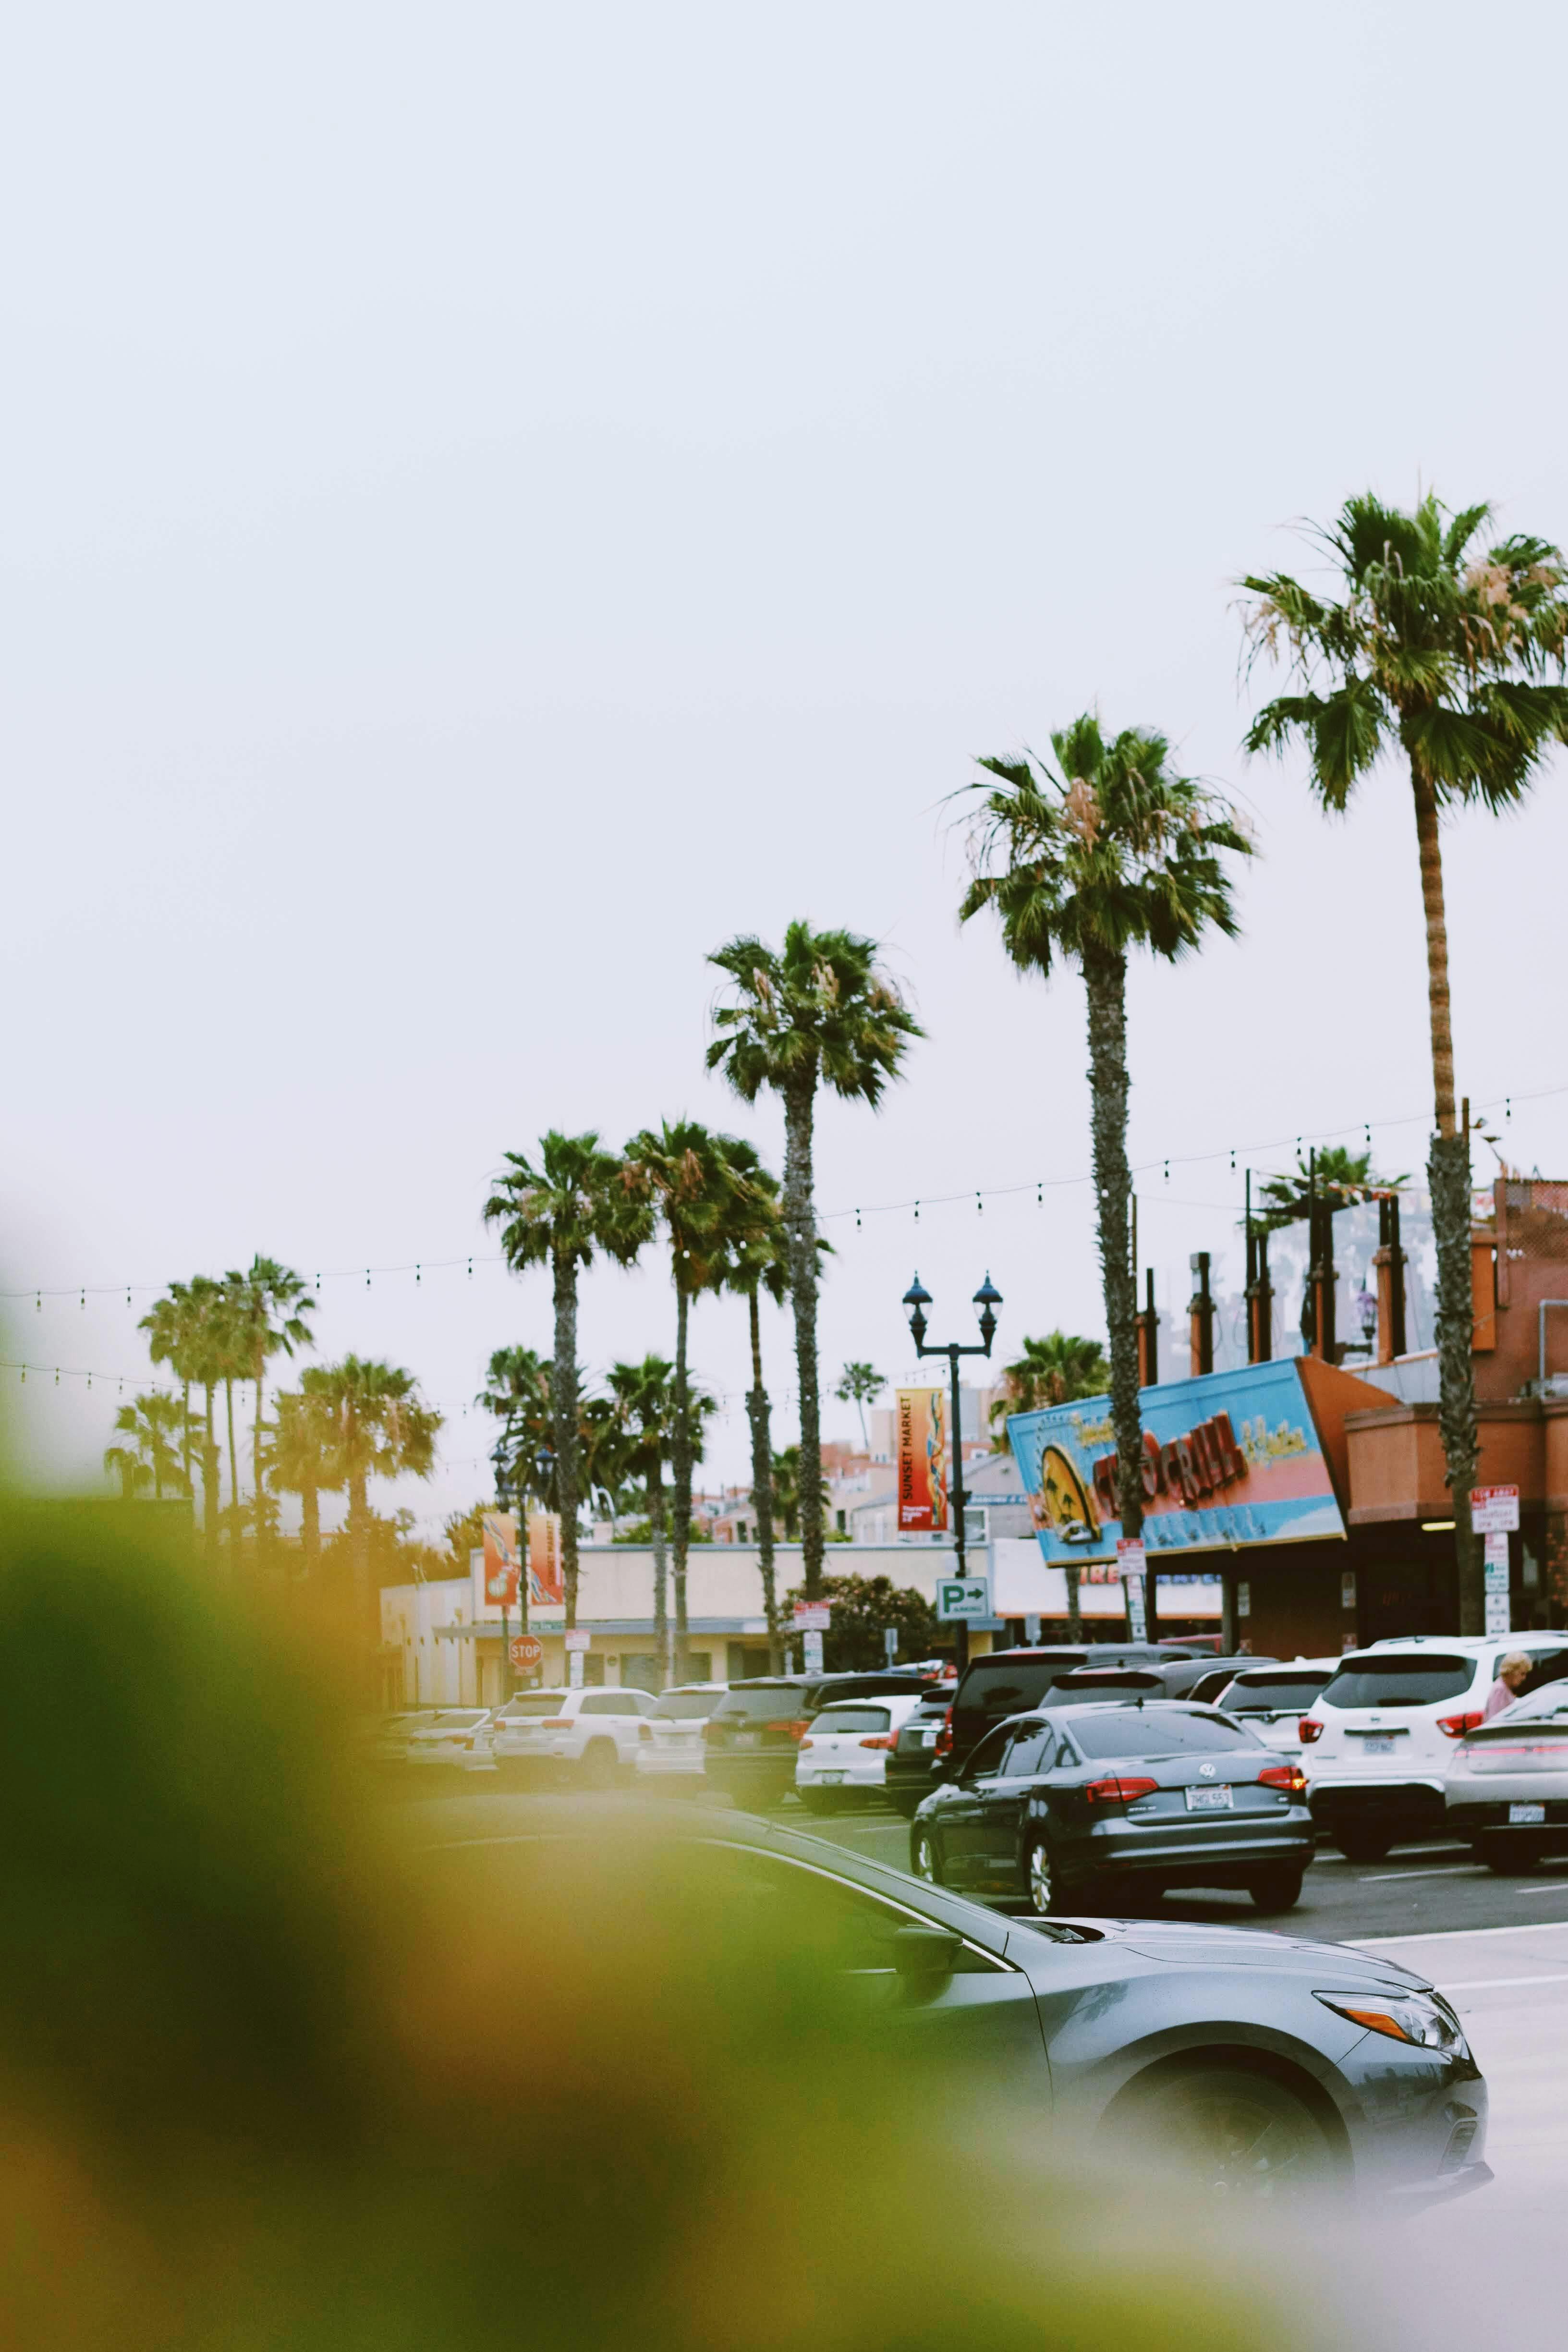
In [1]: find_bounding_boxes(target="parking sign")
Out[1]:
[936,1576,990,1621]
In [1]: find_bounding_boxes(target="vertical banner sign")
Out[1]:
[1117,1537,1148,1640]
[1483,1529,1511,1635]
[527,1511,565,1609]
[481,1513,520,1609]
[897,1387,948,1532]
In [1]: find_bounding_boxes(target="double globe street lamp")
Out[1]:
[901,1270,1003,1670]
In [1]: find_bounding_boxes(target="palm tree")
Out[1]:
[483,1133,653,1629]
[834,1361,885,1451]
[475,1345,556,1499]
[988,1332,1110,1449]
[141,1277,230,1562]
[770,1444,807,1542]
[607,1356,678,1681]
[269,1377,344,1568]
[625,1122,766,1682]
[225,1257,315,1564]
[959,717,1252,1633]
[1241,491,1568,1629]
[106,1390,191,1499]
[720,1168,791,1667]
[1255,1146,1408,1231]
[103,1440,152,1499]
[707,923,922,1599]
[311,1357,442,1617]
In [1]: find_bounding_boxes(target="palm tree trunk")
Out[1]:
[670,1280,693,1686]
[301,1477,320,1566]
[782,1070,825,1598]
[1083,945,1143,1644]
[180,1378,192,1505]
[649,1462,669,1688]
[253,1357,267,1568]
[1413,762,1483,1632]
[746,1287,782,1670]
[349,1468,370,1614]
[224,1377,240,1557]
[551,1244,583,1630]
[202,1387,219,1567]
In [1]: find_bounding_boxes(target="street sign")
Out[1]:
[564,1629,591,1653]
[1472,1485,1520,1534]
[1117,1539,1148,1640]
[883,1626,899,1661]
[802,1629,825,1674]
[510,1633,542,1671]
[792,1604,831,1632]
[936,1576,990,1621]
[1483,1529,1510,1633]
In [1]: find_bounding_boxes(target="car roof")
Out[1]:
[1224,1658,1337,1678]
[1362,1633,1568,1653]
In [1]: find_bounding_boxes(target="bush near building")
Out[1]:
[781,1572,940,1672]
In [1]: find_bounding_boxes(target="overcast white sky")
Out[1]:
[7,0,1568,1530]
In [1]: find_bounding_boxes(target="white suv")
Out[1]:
[1301,1633,1568,1860]
[488,1685,656,1789]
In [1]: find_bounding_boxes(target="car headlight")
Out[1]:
[1315,1989,1471,2060]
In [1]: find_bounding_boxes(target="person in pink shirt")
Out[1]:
[1483,1651,1533,1720]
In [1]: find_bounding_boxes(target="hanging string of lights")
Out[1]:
[0,1078,1547,1310]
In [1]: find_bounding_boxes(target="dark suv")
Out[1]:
[885,1685,961,1817]
[1042,1656,1269,1711]
[704,1672,938,1809]
[945,1646,1186,1775]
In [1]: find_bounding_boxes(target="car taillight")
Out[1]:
[1259,1764,1306,1793]
[799,1737,814,1750]
[1084,1775,1159,1805]
[1437,1711,1483,1739]
[538,1718,572,1730]
[934,1708,953,1758]
[859,1733,896,1750]
[459,1739,474,1750]
[766,1718,811,1743]
[1299,1718,1324,1743]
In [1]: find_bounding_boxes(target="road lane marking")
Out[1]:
[1359,1917,1568,1947]
[1359,1864,1489,1883]
[1439,1973,1568,1990]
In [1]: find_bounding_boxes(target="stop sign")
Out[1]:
[510,1633,543,1671]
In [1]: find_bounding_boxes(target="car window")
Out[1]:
[1218,1672,1333,1713]
[581,1692,631,1716]
[1320,1656,1472,1708]
[652,1692,725,1721]
[1069,1709,1265,1758]
[1185,1670,1238,1706]
[715,1686,810,1720]
[1515,1649,1568,1697]
[430,1711,487,1728]
[954,1659,1082,1723]
[1043,1672,1164,1707]
[809,1706,890,1733]
[498,1694,571,1718]
[999,1724,1054,1776]
[964,1726,1015,1779]
[678,1845,1007,1977]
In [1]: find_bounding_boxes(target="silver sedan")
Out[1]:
[1445,1683,1568,1871]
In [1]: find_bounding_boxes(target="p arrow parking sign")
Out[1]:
[937,1576,990,1621]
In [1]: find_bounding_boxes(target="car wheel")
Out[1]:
[1476,1833,1540,1875]
[1335,1826,1392,1864]
[1249,1865,1305,1913]
[1112,2065,1336,2202]
[912,1828,942,1885]
[1025,1835,1060,1916]
[579,1740,618,1791]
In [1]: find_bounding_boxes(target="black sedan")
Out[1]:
[911,1701,1314,1915]
[408,1790,1490,2209]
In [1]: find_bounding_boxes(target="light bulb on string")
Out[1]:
[976,1192,983,1216]
[914,1200,920,1223]
[415,1264,421,1284]
[854,1208,861,1229]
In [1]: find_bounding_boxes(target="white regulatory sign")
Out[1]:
[1471,1486,1520,1535]
[936,1576,991,1621]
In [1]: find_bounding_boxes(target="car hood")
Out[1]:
[1069,1915,1430,1989]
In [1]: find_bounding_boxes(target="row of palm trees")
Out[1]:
[114,1258,441,1612]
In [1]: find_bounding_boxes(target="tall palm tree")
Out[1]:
[141,1277,230,1563]
[475,1345,556,1495]
[834,1361,885,1451]
[1241,492,1568,1629]
[607,1356,679,1681]
[311,1357,442,1617]
[707,923,922,1599]
[269,1377,344,1568]
[226,1257,315,1566]
[106,1390,191,1499]
[988,1332,1110,1449]
[1255,1146,1408,1231]
[625,1121,766,1682]
[720,1167,791,1666]
[103,1439,152,1499]
[959,718,1252,1633]
[483,1133,654,1629]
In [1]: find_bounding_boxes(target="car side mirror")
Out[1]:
[891,1925,962,1981]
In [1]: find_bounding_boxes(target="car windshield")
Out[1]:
[1045,1673,1163,1704]
[809,1706,890,1733]
[498,1695,571,1718]
[430,1711,487,1729]
[1217,1674,1332,1712]
[716,1687,809,1720]
[1067,1710,1264,1759]
[1320,1656,1472,1708]
[955,1659,1082,1721]
[652,1693,724,1721]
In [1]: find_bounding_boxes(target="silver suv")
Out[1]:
[488,1685,656,1789]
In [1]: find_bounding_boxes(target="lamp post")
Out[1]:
[1354,1279,1378,1359]
[902,1271,1003,1672]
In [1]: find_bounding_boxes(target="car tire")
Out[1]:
[912,1828,942,1885]
[1024,1834,1063,1916]
[579,1740,618,1791]
[1335,1826,1392,1864]
[1249,1865,1305,1913]
[1476,1833,1540,1875]
[1107,2064,1336,2202]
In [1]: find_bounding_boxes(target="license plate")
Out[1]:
[1359,1735,1395,1755]
[1510,1802,1546,1825]
[922,1730,937,1747]
[818,1771,845,1785]
[1185,1785,1234,1812]
[733,1730,760,1747]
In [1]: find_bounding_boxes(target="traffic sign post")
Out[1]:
[1483,1530,1511,1634]
[1118,1538,1148,1642]
[1472,1486,1520,1535]
[510,1632,542,1675]
[936,1576,990,1621]
[883,1626,899,1662]
[564,1627,589,1690]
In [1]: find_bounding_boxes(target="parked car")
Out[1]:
[944,1645,1186,1776]
[1210,1660,1339,1755]
[403,1709,494,1770]
[364,1709,441,1766]
[1301,1633,1568,1859]
[1041,1657,1267,1711]
[412,1790,1490,2209]
[912,1700,1314,1915]
[489,1685,656,1788]
[703,1673,941,1808]
[796,1695,924,1813]
[1444,1681,1568,1870]
[635,1683,729,1787]
[884,1685,962,1818]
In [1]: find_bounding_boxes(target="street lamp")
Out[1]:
[902,1271,1003,1670]
[1354,1275,1379,1359]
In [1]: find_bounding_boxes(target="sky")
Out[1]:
[7,0,1568,1532]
